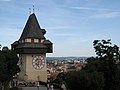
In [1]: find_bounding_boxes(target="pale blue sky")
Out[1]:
[0,0,120,57]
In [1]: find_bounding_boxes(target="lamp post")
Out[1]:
[37,76,40,90]
[37,81,40,90]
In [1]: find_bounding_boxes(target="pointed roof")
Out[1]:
[19,13,45,40]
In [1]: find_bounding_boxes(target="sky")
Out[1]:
[0,0,120,57]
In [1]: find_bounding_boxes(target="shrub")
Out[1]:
[9,87,24,90]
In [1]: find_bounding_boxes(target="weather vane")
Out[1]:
[29,4,35,14]
[29,8,31,15]
[33,5,35,13]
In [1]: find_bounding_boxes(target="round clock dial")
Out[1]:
[32,55,45,70]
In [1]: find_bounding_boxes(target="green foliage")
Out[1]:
[0,48,20,89]
[64,39,120,90]
[84,57,100,72]
[50,72,66,84]
[65,71,89,90]
[64,57,105,90]
[93,39,120,61]
[9,87,24,90]
[65,71,104,90]
[93,39,120,90]
[89,71,104,90]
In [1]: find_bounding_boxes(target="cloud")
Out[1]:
[0,27,21,48]
[47,26,71,30]
[70,6,111,11]
[0,0,11,1]
[47,29,78,37]
[69,6,120,19]
[0,27,20,37]
[91,11,120,19]
[54,33,74,37]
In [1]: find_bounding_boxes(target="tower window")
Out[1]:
[34,39,39,43]
[22,40,24,43]
[41,39,44,43]
[25,39,31,42]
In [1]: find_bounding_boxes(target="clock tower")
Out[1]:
[11,13,53,82]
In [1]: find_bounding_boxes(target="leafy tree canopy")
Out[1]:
[93,39,120,90]
[0,47,20,89]
[64,39,120,90]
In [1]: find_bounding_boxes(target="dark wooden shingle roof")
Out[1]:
[19,13,45,40]
[11,13,53,54]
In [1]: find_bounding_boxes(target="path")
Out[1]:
[21,85,59,90]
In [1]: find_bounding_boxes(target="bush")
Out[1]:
[65,71,105,90]
[9,87,24,90]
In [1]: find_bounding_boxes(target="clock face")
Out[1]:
[32,55,45,70]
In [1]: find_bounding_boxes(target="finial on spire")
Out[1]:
[29,8,31,15]
[33,5,35,13]
[29,5,35,15]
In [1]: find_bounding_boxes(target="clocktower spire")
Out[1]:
[11,12,53,83]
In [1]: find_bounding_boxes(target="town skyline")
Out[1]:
[0,0,120,57]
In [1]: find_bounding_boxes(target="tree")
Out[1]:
[0,47,20,90]
[93,39,120,90]
[64,39,120,90]
[53,72,66,84]
[84,57,100,72]
[65,70,104,90]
